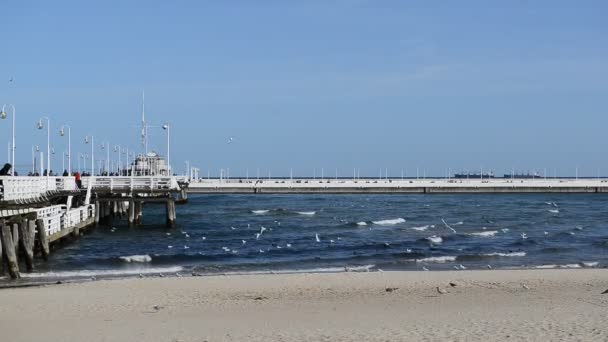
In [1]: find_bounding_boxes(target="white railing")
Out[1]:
[81,176,181,192]
[34,204,94,236]
[0,176,79,202]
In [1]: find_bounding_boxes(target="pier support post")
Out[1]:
[128,200,135,226]
[36,219,50,261]
[166,199,176,228]
[1,221,20,279]
[95,201,100,224]
[19,220,35,272]
[12,223,19,258]
[135,201,143,225]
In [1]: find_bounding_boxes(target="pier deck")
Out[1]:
[187,178,608,194]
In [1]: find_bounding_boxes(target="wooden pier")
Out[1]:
[0,176,188,279]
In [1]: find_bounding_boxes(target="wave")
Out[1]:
[119,255,152,263]
[409,225,429,231]
[21,266,184,279]
[416,256,456,263]
[251,210,269,214]
[482,252,526,257]
[296,211,316,216]
[372,218,406,225]
[581,261,599,268]
[426,235,443,244]
[469,230,498,237]
[356,221,368,226]
[548,209,559,214]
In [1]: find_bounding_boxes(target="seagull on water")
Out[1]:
[242,240,247,245]
[521,232,528,239]
[315,233,321,242]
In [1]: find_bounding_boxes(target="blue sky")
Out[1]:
[1,1,607,176]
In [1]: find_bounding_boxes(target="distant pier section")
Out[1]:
[187,178,608,194]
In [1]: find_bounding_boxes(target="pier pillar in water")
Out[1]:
[94,201,100,224]
[135,201,143,225]
[1,220,20,279]
[18,219,35,272]
[128,200,135,226]
[166,199,176,228]
[36,219,50,261]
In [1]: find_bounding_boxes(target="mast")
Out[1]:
[141,90,148,154]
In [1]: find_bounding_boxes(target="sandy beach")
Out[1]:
[0,270,606,341]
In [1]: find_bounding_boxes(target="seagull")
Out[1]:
[315,233,320,242]
[8,77,13,83]
[242,240,247,245]
[260,226,267,234]
[522,283,530,290]
[139,273,144,278]
[255,233,261,240]
[183,245,189,249]
[406,248,412,253]
[286,243,292,248]
[601,289,608,294]
[167,245,173,249]
[166,232,171,236]
[422,266,429,271]
[153,305,162,311]
[231,226,236,230]
[521,232,528,239]
[185,234,190,238]
[202,236,206,240]
[330,239,335,244]
[487,264,493,269]
[436,287,448,295]
[259,249,265,253]
[228,137,234,144]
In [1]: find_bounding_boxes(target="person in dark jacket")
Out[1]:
[0,163,12,175]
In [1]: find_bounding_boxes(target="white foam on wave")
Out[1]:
[483,252,526,257]
[416,256,456,263]
[252,210,269,214]
[211,265,376,276]
[119,254,152,263]
[296,211,316,216]
[548,209,559,214]
[469,230,498,237]
[581,261,599,268]
[409,225,430,231]
[372,218,406,225]
[534,264,582,269]
[21,266,184,279]
[426,235,443,244]
[356,221,368,226]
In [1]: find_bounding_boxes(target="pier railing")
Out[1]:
[0,176,79,202]
[81,176,181,193]
[35,203,95,236]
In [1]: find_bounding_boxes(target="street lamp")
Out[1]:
[100,139,110,175]
[37,117,50,179]
[162,123,171,175]
[114,145,121,175]
[85,135,94,175]
[59,125,71,175]
[1,104,16,175]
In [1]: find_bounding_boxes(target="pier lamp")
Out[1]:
[100,140,110,175]
[113,145,122,174]
[1,104,16,175]
[85,135,94,176]
[37,117,51,180]
[59,125,72,175]
[162,123,171,175]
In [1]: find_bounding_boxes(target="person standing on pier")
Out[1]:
[0,163,12,175]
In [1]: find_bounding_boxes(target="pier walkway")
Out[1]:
[0,175,188,279]
[188,178,608,194]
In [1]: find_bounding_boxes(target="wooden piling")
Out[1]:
[128,200,135,226]
[166,199,176,228]
[135,201,143,224]
[12,223,19,258]
[19,219,35,272]
[95,201,100,224]
[36,218,50,261]
[1,221,20,279]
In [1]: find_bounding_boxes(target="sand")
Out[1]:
[0,269,607,341]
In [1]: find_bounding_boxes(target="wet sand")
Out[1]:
[0,269,607,341]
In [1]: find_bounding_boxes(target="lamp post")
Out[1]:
[37,117,50,180]
[100,140,110,175]
[1,104,16,175]
[59,125,71,175]
[162,123,171,175]
[85,136,94,175]
[114,145,121,175]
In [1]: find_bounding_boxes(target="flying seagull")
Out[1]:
[228,137,235,144]
[436,287,448,295]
